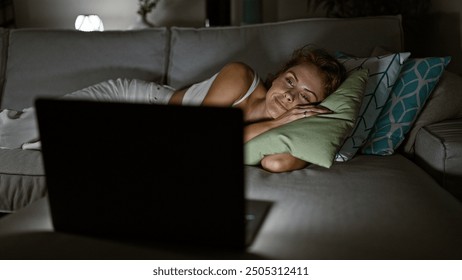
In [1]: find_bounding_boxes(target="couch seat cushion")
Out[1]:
[0,149,46,212]
[246,154,462,259]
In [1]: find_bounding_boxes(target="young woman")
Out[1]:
[4,45,345,172]
[167,45,346,172]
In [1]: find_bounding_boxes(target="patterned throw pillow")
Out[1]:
[361,56,451,155]
[334,52,411,162]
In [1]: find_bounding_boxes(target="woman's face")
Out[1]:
[266,62,326,118]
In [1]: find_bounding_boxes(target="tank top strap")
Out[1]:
[183,68,259,106]
[232,69,259,106]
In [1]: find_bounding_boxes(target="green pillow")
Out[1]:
[244,68,368,168]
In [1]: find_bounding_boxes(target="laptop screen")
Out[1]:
[36,98,246,250]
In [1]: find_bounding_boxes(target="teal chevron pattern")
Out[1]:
[334,52,410,162]
[362,56,451,155]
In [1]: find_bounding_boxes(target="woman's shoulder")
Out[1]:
[220,62,255,85]
[221,62,254,76]
[201,62,256,107]
[222,61,253,69]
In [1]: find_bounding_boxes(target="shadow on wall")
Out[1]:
[405,12,462,75]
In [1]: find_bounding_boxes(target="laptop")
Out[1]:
[35,98,270,252]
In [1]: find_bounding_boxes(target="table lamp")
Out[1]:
[75,15,104,32]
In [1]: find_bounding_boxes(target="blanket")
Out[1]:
[0,78,175,151]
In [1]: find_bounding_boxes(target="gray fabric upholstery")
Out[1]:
[2,154,462,259]
[415,118,462,201]
[1,28,169,110]
[246,154,462,259]
[167,16,404,89]
[0,149,45,212]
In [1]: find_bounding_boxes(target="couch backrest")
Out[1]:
[0,16,404,110]
[0,28,169,110]
[167,16,404,89]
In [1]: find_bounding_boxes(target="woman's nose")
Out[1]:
[284,91,294,102]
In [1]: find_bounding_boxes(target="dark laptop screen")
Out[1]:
[36,98,246,250]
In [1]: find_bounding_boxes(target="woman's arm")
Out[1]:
[243,119,280,142]
[244,104,332,142]
[245,105,331,172]
[260,153,308,173]
[199,62,322,173]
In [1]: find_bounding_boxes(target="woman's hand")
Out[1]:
[272,103,332,127]
[243,104,332,143]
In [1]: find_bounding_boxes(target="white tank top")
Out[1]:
[182,69,259,106]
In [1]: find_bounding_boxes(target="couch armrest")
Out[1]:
[414,117,462,201]
[402,71,462,156]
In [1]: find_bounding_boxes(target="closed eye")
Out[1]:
[304,89,319,103]
[300,93,310,102]
[286,78,294,87]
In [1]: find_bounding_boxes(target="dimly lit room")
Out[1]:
[0,0,461,270]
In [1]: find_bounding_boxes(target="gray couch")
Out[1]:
[1,16,462,259]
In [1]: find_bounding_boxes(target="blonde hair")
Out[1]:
[266,45,346,96]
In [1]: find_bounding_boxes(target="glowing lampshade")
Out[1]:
[75,15,104,32]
